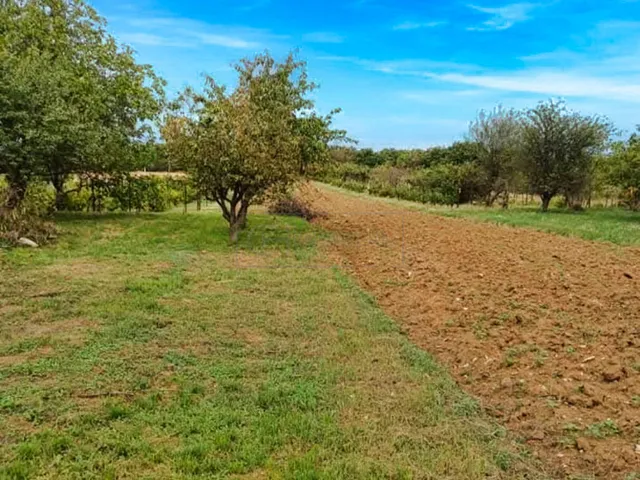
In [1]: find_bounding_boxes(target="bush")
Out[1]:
[369,165,410,198]
[0,180,57,247]
[65,175,190,213]
[267,194,323,221]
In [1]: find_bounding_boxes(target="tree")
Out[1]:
[468,106,522,207]
[296,110,348,175]
[164,52,343,242]
[0,0,164,213]
[606,128,640,210]
[521,100,611,212]
[355,148,383,167]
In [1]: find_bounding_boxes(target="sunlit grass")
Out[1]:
[0,209,543,479]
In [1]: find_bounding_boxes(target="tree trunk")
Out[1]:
[540,192,552,212]
[1,173,28,216]
[229,219,241,244]
[501,191,509,209]
[237,201,249,230]
[51,173,68,211]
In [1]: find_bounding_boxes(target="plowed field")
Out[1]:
[305,185,640,479]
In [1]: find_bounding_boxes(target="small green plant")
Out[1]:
[472,321,488,340]
[533,349,548,368]
[546,398,560,409]
[563,423,581,433]
[586,419,620,439]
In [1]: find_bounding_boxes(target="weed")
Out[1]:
[586,419,621,439]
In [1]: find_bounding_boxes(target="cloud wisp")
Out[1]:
[116,15,280,50]
[467,2,539,31]
[393,21,447,31]
[319,51,640,103]
[302,32,345,44]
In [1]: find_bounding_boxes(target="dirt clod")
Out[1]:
[602,366,624,383]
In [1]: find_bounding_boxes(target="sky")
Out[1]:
[92,0,640,149]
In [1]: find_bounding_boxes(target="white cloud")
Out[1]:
[320,51,640,103]
[467,2,539,31]
[302,32,344,44]
[196,33,260,48]
[426,71,640,102]
[393,21,446,31]
[116,16,279,50]
[317,55,481,74]
[118,33,193,48]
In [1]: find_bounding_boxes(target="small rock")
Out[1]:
[500,377,513,389]
[602,366,623,383]
[17,237,38,248]
[635,444,640,455]
[623,272,633,279]
[576,437,590,452]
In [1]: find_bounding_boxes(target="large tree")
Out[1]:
[468,106,522,207]
[521,100,611,212]
[164,52,343,242]
[0,0,164,213]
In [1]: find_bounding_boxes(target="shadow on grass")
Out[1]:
[51,210,321,259]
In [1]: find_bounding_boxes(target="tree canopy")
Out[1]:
[164,52,345,242]
[0,0,165,212]
[521,100,612,211]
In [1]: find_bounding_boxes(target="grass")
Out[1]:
[0,207,544,479]
[318,182,640,246]
[436,206,640,246]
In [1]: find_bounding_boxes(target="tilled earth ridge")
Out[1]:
[304,185,640,479]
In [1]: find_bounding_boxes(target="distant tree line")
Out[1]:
[319,102,639,211]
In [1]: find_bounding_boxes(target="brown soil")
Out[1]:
[306,185,640,479]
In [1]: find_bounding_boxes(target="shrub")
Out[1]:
[0,180,57,246]
[65,175,189,213]
[267,194,323,221]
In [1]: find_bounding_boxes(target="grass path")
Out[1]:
[0,211,543,479]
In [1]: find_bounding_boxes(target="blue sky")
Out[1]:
[93,0,640,149]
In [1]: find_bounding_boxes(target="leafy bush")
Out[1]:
[317,162,370,187]
[369,165,410,198]
[65,175,190,213]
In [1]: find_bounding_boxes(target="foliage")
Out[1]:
[0,180,57,246]
[606,129,640,210]
[521,100,612,211]
[63,175,188,213]
[164,52,343,242]
[0,0,165,213]
[468,106,522,206]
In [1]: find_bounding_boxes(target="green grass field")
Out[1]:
[0,208,542,479]
[318,183,640,246]
[437,206,640,246]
